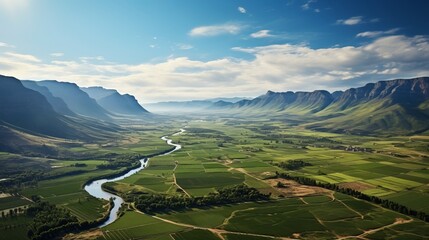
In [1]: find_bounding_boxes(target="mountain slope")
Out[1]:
[0,75,79,138]
[34,80,112,120]
[223,90,334,115]
[321,77,429,113]
[82,87,148,115]
[212,77,429,135]
[208,100,234,109]
[80,86,117,100]
[21,80,76,116]
[308,77,429,134]
[281,90,333,114]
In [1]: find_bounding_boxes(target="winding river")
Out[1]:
[84,129,184,227]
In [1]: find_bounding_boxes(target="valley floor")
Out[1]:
[1,117,429,239]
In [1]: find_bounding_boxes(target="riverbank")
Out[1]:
[83,129,185,227]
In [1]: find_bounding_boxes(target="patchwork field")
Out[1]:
[93,119,428,239]
[1,118,428,239]
[97,193,428,240]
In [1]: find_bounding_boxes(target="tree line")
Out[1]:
[131,184,270,213]
[25,198,114,240]
[275,160,312,170]
[274,172,429,222]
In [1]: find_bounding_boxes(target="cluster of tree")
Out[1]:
[1,206,26,218]
[132,184,270,213]
[241,146,263,152]
[70,163,87,167]
[186,128,223,134]
[187,128,233,142]
[275,160,312,170]
[1,168,88,192]
[43,170,87,180]
[0,170,44,191]
[96,160,134,170]
[26,201,79,239]
[327,145,373,153]
[274,172,429,222]
[25,199,114,240]
[96,154,144,170]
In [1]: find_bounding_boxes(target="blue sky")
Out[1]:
[1,0,429,102]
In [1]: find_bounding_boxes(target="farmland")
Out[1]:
[100,193,428,240]
[91,118,429,239]
[1,118,429,239]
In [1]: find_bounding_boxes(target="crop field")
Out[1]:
[111,119,429,214]
[0,215,32,240]
[172,229,219,240]
[0,195,31,211]
[8,128,178,226]
[152,193,428,239]
[102,211,188,240]
[65,197,107,222]
[1,118,429,239]
[21,169,116,204]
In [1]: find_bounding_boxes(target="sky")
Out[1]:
[1,0,429,103]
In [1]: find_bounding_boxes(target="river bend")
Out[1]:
[84,129,184,227]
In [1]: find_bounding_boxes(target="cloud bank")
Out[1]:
[1,35,428,102]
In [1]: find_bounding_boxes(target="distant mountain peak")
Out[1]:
[34,80,112,120]
[82,86,148,115]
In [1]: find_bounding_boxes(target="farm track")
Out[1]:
[337,218,413,240]
[224,163,284,196]
[336,198,364,219]
[151,213,297,240]
[96,127,426,240]
[218,207,256,227]
[128,202,295,240]
[172,163,192,197]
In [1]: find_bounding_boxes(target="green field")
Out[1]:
[1,118,428,239]
[0,195,32,211]
[102,211,188,240]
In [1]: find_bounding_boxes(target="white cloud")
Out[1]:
[302,0,316,10]
[250,30,273,38]
[189,23,243,37]
[336,16,363,25]
[356,28,400,38]
[1,35,428,102]
[0,41,15,48]
[238,6,246,14]
[176,43,193,50]
[79,56,104,63]
[4,52,40,62]
[50,52,64,57]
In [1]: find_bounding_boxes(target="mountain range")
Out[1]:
[0,75,148,153]
[1,74,428,146]
[145,97,250,113]
[82,87,148,116]
[213,77,429,135]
